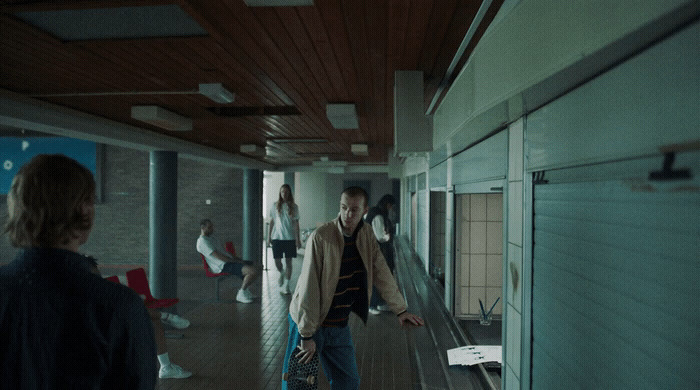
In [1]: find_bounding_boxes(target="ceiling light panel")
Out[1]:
[131,106,192,131]
[13,5,207,41]
[267,138,327,144]
[326,104,359,129]
[351,143,369,156]
[199,83,235,104]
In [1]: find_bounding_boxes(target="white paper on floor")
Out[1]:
[446,345,502,366]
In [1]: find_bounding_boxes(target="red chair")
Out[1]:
[104,275,120,284]
[201,242,236,302]
[125,267,179,309]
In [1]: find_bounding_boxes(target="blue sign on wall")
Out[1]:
[0,137,97,194]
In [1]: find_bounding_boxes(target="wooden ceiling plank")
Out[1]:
[341,0,377,146]
[315,0,360,102]
[255,6,331,133]
[184,39,279,107]
[181,0,295,106]
[385,0,411,147]
[416,0,456,105]
[237,3,330,140]
[425,0,477,83]
[402,0,435,70]
[188,0,326,140]
[0,0,173,13]
[274,7,338,104]
[365,0,388,146]
[292,6,348,102]
[1,34,125,95]
[0,17,127,93]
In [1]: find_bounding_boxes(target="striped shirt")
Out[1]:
[322,227,366,328]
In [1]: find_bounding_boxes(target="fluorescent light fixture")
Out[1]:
[326,103,359,129]
[131,105,192,131]
[327,166,345,174]
[240,144,266,156]
[351,143,369,156]
[312,160,348,167]
[244,0,313,6]
[199,83,235,104]
[267,138,327,144]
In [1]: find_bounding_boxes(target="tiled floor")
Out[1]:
[101,246,420,390]
[100,241,492,390]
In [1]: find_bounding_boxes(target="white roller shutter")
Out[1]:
[530,152,699,389]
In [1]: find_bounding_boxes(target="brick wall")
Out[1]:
[0,144,244,266]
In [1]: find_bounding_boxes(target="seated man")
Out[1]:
[94,261,192,380]
[196,219,259,303]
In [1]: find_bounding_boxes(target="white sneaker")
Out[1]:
[236,288,253,303]
[280,279,291,295]
[159,363,192,379]
[161,314,190,329]
[368,307,380,315]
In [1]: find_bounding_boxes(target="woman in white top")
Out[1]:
[266,184,301,294]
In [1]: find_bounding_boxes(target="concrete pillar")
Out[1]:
[149,151,178,304]
[243,169,263,263]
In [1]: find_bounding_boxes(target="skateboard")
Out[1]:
[283,346,320,390]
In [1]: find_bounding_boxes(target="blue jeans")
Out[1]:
[283,314,360,390]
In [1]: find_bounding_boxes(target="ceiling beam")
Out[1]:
[0,89,273,170]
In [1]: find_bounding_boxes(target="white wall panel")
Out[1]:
[452,130,507,185]
[429,160,448,189]
[527,21,700,171]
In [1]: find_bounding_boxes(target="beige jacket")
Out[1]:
[289,216,407,338]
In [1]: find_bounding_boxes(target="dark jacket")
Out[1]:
[0,248,158,389]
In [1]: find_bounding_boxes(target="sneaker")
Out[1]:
[377,304,392,312]
[278,271,285,287]
[236,289,253,303]
[161,314,190,329]
[159,363,192,379]
[280,279,291,295]
[368,307,380,315]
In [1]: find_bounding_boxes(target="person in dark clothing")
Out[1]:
[364,194,397,314]
[0,154,158,389]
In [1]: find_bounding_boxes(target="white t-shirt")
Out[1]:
[197,235,232,273]
[371,215,391,243]
[269,202,299,240]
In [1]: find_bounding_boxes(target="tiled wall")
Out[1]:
[455,192,503,317]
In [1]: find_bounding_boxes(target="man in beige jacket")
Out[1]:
[282,187,423,390]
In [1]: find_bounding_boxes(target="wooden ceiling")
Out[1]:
[0,0,502,167]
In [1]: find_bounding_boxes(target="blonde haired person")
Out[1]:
[1,154,157,389]
[266,184,301,295]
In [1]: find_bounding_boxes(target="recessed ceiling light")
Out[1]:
[267,138,327,144]
[13,5,206,41]
[131,106,192,131]
[240,144,266,157]
[199,83,235,104]
[351,144,369,156]
[326,103,359,129]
